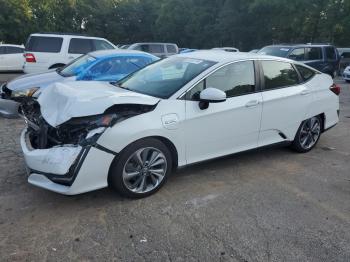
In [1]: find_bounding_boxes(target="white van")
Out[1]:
[23,33,116,74]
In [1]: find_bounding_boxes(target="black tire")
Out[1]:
[291,116,322,153]
[109,138,173,198]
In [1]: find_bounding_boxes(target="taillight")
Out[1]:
[24,53,36,63]
[330,84,340,96]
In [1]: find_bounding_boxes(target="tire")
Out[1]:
[291,116,322,153]
[109,138,173,198]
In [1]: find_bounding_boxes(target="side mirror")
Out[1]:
[199,87,226,110]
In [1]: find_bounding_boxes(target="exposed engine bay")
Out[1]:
[21,98,157,150]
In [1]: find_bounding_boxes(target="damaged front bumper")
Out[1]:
[21,129,115,195]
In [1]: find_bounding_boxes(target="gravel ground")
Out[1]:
[0,75,349,262]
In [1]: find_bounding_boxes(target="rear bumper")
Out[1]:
[0,98,20,118]
[20,129,115,195]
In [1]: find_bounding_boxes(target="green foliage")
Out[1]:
[0,0,349,49]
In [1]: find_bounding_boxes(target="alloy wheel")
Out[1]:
[299,117,321,150]
[122,147,167,194]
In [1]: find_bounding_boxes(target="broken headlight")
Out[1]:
[56,114,119,146]
[11,87,39,99]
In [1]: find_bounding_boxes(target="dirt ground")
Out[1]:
[0,74,349,261]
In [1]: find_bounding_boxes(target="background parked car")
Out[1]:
[128,43,178,58]
[23,33,116,74]
[338,48,350,73]
[343,65,350,82]
[0,44,25,71]
[0,49,158,118]
[212,47,239,52]
[258,44,340,77]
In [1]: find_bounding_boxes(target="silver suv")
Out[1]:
[128,42,178,58]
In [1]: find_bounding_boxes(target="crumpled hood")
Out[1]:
[37,81,160,127]
[7,69,74,91]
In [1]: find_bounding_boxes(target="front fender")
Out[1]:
[97,100,187,167]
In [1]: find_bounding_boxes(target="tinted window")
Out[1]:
[305,47,322,60]
[166,45,177,54]
[6,46,24,54]
[69,38,93,54]
[25,36,63,53]
[341,52,350,59]
[186,61,255,100]
[261,61,299,90]
[93,40,114,50]
[0,46,6,54]
[295,65,315,82]
[325,47,336,60]
[258,46,291,57]
[140,44,165,53]
[118,57,215,99]
[289,48,305,61]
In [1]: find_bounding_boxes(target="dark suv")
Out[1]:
[258,44,340,77]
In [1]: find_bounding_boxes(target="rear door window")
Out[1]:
[341,52,350,58]
[68,38,93,54]
[305,47,322,60]
[325,47,336,60]
[93,40,114,51]
[6,46,24,54]
[295,65,316,82]
[0,46,6,54]
[140,44,165,54]
[261,61,300,90]
[25,36,63,53]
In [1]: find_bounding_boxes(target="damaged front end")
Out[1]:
[21,98,157,186]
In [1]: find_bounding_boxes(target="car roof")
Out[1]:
[89,49,159,59]
[263,44,334,48]
[130,42,178,46]
[177,50,293,63]
[30,33,107,40]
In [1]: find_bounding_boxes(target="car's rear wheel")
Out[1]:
[109,138,172,198]
[291,116,322,153]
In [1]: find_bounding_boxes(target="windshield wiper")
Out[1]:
[112,82,131,91]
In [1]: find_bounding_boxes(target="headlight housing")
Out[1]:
[11,87,39,99]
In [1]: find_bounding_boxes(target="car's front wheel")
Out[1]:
[109,138,172,198]
[291,116,322,153]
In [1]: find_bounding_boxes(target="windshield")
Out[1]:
[117,56,216,99]
[258,46,291,57]
[59,54,97,77]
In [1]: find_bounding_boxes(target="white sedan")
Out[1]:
[343,65,350,82]
[0,44,24,71]
[20,51,340,198]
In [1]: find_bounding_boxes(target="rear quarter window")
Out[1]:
[25,36,63,53]
[6,46,24,54]
[295,65,316,82]
[69,38,93,54]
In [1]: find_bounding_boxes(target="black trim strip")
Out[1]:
[93,143,118,155]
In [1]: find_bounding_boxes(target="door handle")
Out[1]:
[300,90,311,96]
[245,100,259,108]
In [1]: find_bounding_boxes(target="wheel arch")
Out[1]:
[107,135,179,186]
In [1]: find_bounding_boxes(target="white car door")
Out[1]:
[258,60,314,146]
[184,61,263,164]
